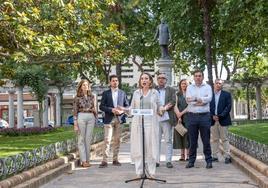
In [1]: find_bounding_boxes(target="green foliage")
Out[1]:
[232,55,268,84]
[0,0,126,81]
[12,64,49,103]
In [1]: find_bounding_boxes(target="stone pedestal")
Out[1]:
[156,58,173,86]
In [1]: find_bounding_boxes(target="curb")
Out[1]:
[230,145,268,188]
[0,131,130,188]
[0,154,77,188]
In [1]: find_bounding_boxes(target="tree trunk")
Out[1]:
[38,101,43,127]
[116,62,122,89]
[255,84,262,119]
[132,55,144,72]
[202,2,214,87]
[213,49,218,79]
[246,84,250,120]
[59,89,64,126]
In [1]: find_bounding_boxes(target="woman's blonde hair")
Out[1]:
[76,79,92,97]
[138,72,154,89]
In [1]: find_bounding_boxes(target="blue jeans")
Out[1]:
[187,112,212,164]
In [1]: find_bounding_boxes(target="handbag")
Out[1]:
[175,121,187,136]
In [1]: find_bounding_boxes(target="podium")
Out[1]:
[125,108,166,187]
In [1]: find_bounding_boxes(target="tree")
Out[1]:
[12,64,49,126]
[0,0,125,80]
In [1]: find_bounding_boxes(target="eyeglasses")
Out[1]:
[157,77,166,79]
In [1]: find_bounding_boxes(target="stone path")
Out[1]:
[41,140,258,188]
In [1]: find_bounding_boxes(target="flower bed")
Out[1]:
[0,127,55,136]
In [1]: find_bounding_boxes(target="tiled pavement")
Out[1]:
[41,140,258,188]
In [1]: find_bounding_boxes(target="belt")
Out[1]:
[78,108,94,113]
[188,112,210,115]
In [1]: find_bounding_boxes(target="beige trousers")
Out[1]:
[211,121,230,159]
[102,117,121,162]
[77,112,95,162]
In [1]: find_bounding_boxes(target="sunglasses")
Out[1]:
[157,77,166,79]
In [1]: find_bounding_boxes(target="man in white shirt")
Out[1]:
[155,73,176,168]
[185,70,213,169]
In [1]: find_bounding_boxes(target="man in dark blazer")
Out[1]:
[155,73,176,168]
[99,75,129,168]
[210,79,232,164]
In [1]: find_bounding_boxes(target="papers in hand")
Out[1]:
[131,109,153,116]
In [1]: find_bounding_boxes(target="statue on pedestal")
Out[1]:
[154,18,171,59]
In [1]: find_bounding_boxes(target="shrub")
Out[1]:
[0,127,55,136]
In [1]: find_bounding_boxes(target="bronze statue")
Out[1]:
[154,18,171,59]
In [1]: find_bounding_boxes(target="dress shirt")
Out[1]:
[186,82,212,113]
[214,90,221,115]
[111,88,118,107]
[158,87,169,122]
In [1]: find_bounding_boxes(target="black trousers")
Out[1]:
[187,112,212,164]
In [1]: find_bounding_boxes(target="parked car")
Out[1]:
[48,121,54,128]
[23,117,34,128]
[23,117,54,128]
[0,119,9,129]
[66,115,74,125]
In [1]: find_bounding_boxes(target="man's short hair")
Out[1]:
[214,78,224,84]
[192,69,204,76]
[157,72,167,79]
[109,75,118,82]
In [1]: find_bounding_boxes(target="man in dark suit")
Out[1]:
[99,75,129,168]
[155,73,176,168]
[210,79,232,164]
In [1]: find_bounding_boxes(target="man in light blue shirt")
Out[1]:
[155,73,176,168]
[185,70,213,169]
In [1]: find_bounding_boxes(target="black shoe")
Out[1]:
[225,157,232,164]
[185,163,194,168]
[211,157,219,162]
[156,163,160,167]
[206,162,213,169]
[112,160,122,166]
[166,162,173,168]
[99,161,108,168]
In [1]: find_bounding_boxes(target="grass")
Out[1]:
[0,126,104,158]
[229,123,268,145]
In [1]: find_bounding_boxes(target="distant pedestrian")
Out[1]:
[73,79,97,168]
[210,79,232,164]
[185,70,213,169]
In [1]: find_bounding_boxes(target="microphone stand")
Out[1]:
[125,95,166,187]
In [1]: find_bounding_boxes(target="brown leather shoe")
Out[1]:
[99,161,108,168]
[112,160,121,166]
[81,162,91,168]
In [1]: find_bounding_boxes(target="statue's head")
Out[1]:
[161,18,166,24]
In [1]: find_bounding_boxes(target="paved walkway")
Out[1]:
[42,139,258,188]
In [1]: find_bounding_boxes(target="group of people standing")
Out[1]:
[73,69,232,178]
